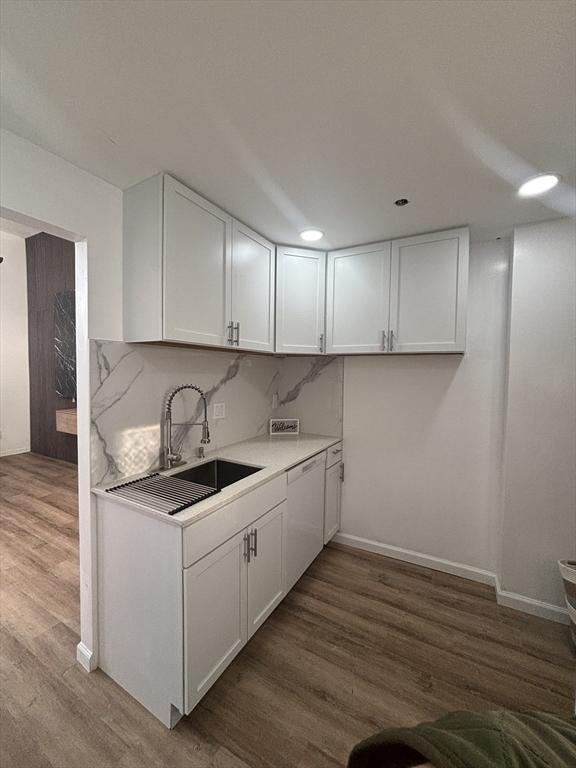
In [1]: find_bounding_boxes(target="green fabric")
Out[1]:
[348,711,576,768]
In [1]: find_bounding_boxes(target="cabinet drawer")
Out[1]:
[183,474,287,567]
[326,442,343,468]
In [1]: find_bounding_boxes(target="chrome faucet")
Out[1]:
[163,384,211,469]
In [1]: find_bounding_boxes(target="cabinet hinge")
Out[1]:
[340,463,344,482]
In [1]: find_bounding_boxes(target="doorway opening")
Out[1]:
[1,221,78,462]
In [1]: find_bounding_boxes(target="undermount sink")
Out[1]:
[171,459,262,491]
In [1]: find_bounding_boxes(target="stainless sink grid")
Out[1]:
[106,472,219,515]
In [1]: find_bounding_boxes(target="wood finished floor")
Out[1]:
[0,452,574,768]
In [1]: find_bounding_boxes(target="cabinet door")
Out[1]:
[231,221,275,352]
[276,247,326,354]
[247,502,286,638]
[389,227,469,353]
[326,243,391,353]
[184,529,247,713]
[324,462,342,544]
[163,175,232,346]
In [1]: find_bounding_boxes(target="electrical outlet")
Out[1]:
[213,402,226,419]
[271,392,279,409]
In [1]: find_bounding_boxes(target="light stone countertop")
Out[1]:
[91,433,341,527]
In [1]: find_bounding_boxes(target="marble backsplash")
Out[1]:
[91,341,343,485]
[274,356,344,437]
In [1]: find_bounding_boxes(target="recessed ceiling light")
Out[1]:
[300,229,324,242]
[518,173,560,197]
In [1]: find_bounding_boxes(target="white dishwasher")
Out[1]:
[285,452,326,592]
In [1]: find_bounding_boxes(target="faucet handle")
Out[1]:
[167,450,182,465]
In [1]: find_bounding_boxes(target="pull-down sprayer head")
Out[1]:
[163,383,211,469]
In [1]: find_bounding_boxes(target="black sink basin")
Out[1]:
[171,459,262,491]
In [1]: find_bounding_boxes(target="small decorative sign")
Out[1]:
[269,418,300,435]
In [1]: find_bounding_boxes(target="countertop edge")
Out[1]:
[91,434,341,528]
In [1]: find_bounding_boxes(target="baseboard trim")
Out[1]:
[495,581,570,625]
[76,641,97,672]
[333,533,569,625]
[0,446,30,457]
[332,533,496,586]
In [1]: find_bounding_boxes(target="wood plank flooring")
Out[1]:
[1,452,574,768]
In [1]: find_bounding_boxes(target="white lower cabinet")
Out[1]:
[247,502,286,638]
[184,501,286,714]
[184,528,248,713]
[97,455,340,729]
[324,461,342,544]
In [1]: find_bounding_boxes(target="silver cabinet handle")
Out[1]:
[319,333,325,353]
[227,321,234,345]
[243,532,251,563]
[381,330,387,351]
[249,528,258,558]
[389,330,395,351]
[247,528,257,559]
[331,448,342,455]
[302,460,317,473]
[234,322,240,346]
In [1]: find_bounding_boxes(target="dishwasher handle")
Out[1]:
[287,453,326,484]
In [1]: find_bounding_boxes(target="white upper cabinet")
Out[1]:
[124,174,469,355]
[163,176,232,346]
[231,222,275,352]
[326,242,391,354]
[276,246,326,354]
[326,227,469,354]
[389,227,469,353]
[123,174,274,350]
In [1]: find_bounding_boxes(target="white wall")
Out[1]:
[340,240,510,577]
[0,129,123,341]
[0,129,124,671]
[0,230,30,456]
[500,218,576,609]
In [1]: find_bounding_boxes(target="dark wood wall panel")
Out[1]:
[26,233,77,463]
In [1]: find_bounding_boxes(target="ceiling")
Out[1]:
[1,0,575,248]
